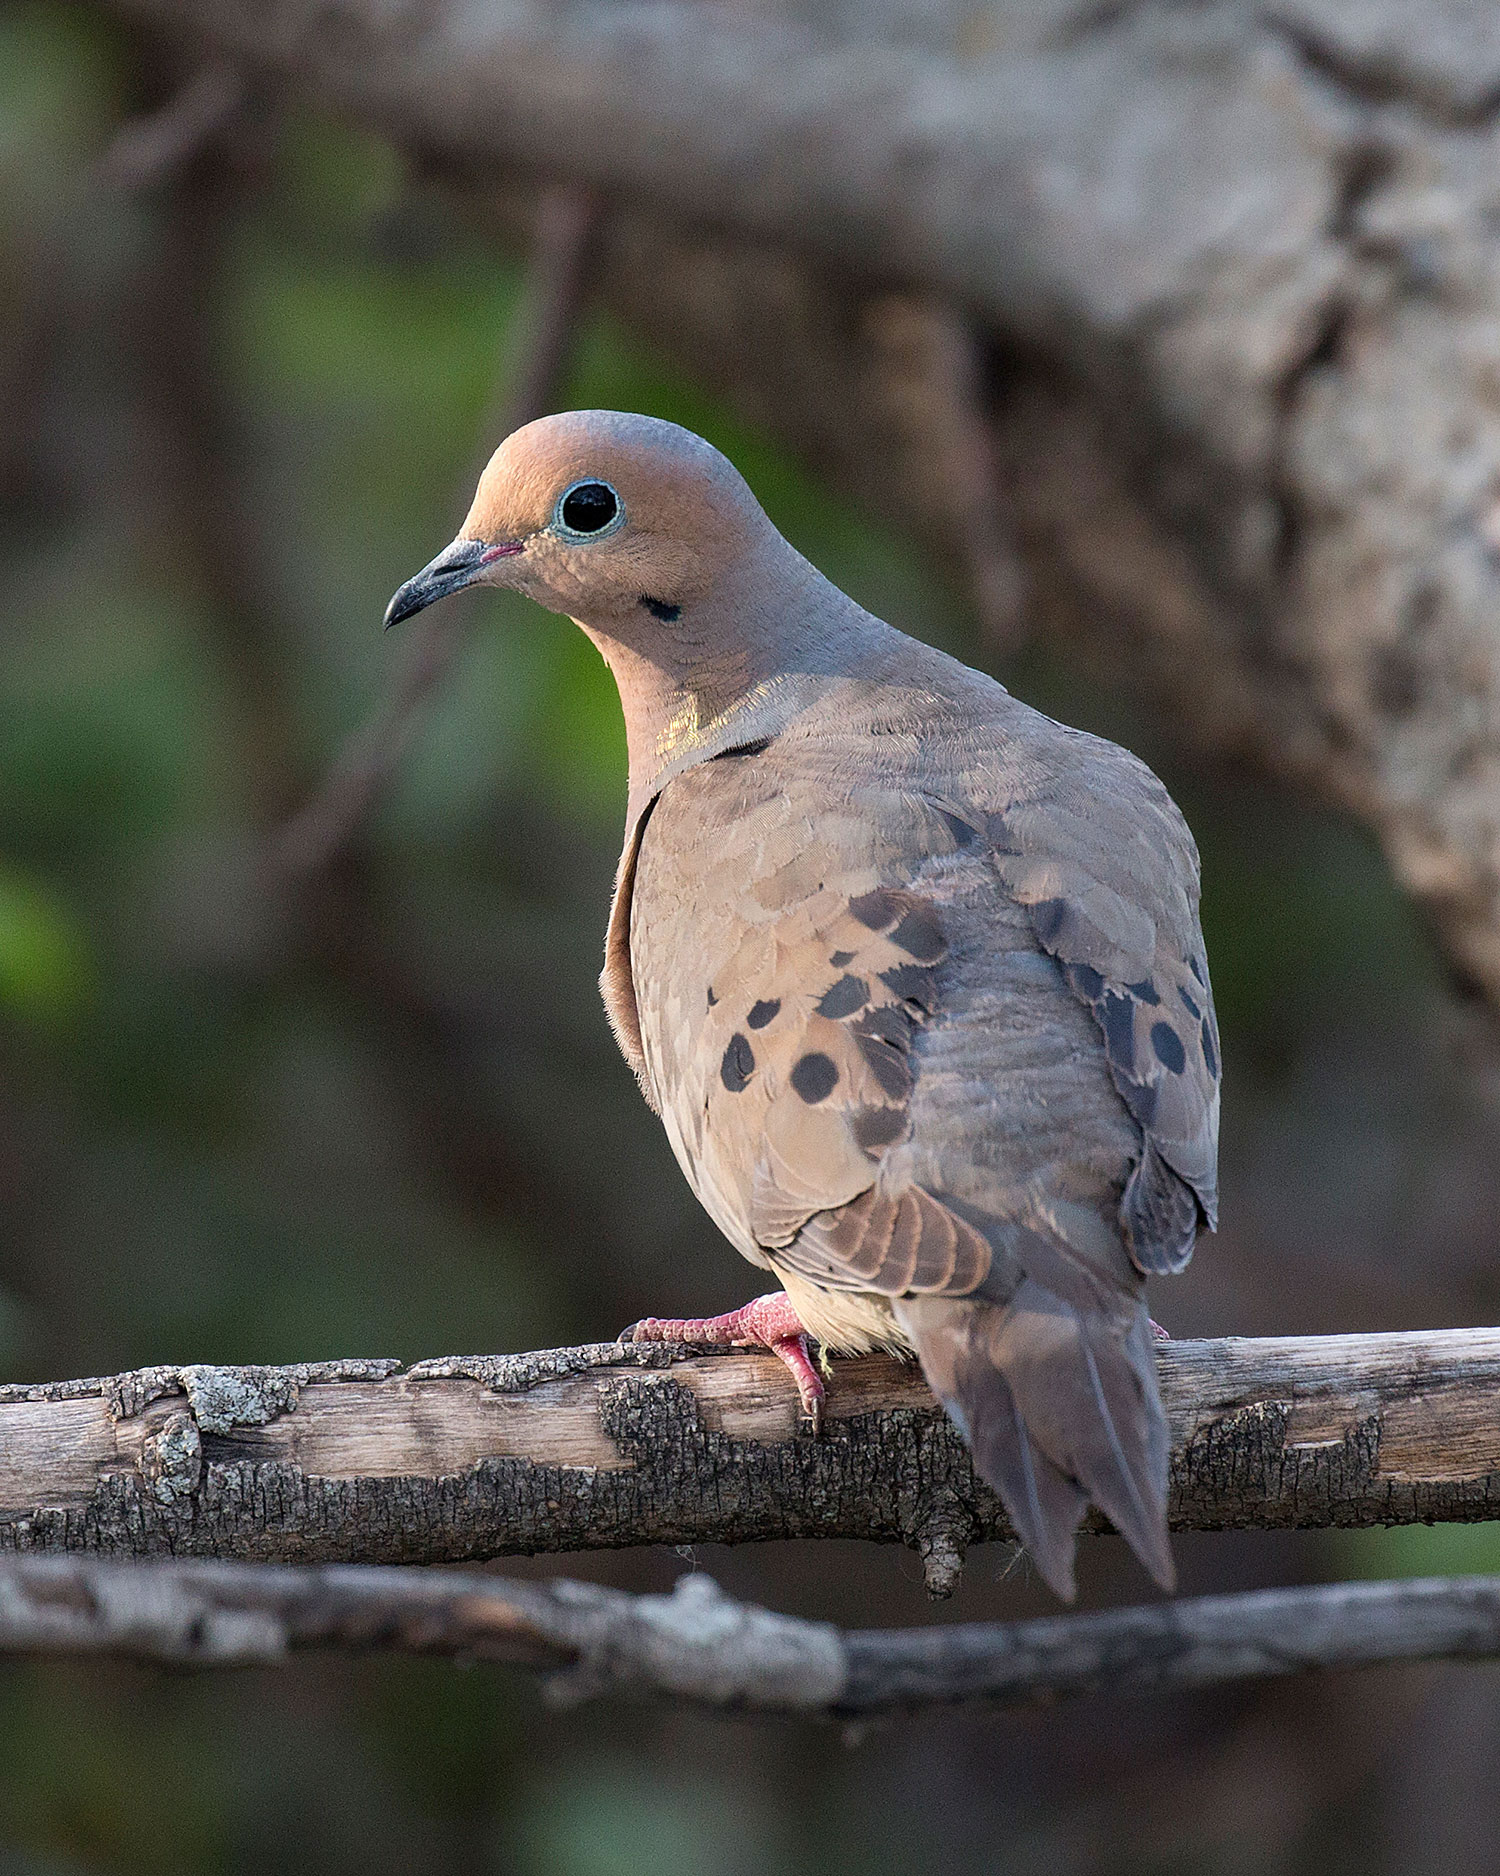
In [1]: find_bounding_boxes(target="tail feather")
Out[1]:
[896,1283,1174,1600]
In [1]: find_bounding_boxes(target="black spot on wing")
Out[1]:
[829,950,855,969]
[858,1041,911,1100]
[790,1052,839,1104]
[706,986,718,1008]
[848,889,903,931]
[638,594,681,622]
[1099,992,1137,1075]
[747,998,781,1029]
[1188,954,1207,986]
[1177,984,1200,1020]
[1126,978,1160,1005]
[720,1034,755,1093]
[889,908,946,963]
[1129,1078,1159,1127]
[852,1105,907,1152]
[1201,1017,1218,1080]
[816,975,868,1019]
[1069,962,1104,1000]
[856,1004,912,1048]
[879,962,938,1011]
[1151,1022,1187,1075]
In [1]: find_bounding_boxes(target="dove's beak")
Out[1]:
[383,537,524,629]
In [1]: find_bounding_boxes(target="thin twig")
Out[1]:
[100,62,248,191]
[3,1557,1499,1716]
[275,182,603,878]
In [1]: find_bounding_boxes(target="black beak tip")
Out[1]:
[383,589,417,631]
[381,538,492,633]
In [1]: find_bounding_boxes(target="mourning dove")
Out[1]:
[386,411,1220,1600]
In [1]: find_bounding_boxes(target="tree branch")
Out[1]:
[4,1330,1500,1592]
[5,1556,1500,1717]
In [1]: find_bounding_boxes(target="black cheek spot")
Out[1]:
[790,1052,839,1104]
[1126,977,1160,1006]
[747,998,781,1029]
[1202,1019,1219,1080]
[853,1105,907,1152]
[1151,1021,1187,1075]
[720,1034,755,1093]
[889,908,946,963]
[848,889,902,931]
[1100,992,1136,1074]
[1177,984,1200,1020]
[817,975,868,1019]
[829,950,855,969]
[639,595,681,623]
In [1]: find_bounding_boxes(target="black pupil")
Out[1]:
[561,482,617,533]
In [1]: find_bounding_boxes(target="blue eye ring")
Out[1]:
[553,479,625,542]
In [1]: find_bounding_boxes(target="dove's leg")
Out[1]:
[625,1291,825,1430]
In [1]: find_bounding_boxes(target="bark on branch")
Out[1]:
[5,1556,1500,1716]
[99,0,1500,1012]
[4,1331,1500,1591]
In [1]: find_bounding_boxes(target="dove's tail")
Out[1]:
[895,1281,1173,1601]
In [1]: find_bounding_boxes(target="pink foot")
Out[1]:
[624,1291,826,1432]
[1150,1319,1171,1341]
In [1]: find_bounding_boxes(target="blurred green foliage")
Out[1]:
[1333,1520,1500,1581]
[0,862,94,1024]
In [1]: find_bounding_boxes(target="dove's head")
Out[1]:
[384,410,776,634]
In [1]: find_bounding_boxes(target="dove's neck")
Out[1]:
[574,538,914,828]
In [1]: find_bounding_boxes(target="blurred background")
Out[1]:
[5,4,1500,1872]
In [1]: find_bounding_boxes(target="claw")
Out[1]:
[770,1332,826,1433]
[617,1293,826,1432]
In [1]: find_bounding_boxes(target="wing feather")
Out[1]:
[988,742,1221,1273]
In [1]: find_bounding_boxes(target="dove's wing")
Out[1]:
[986,724,1221,1274]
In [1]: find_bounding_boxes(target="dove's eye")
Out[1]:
[556,480,622,539]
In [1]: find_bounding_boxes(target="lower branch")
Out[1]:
[3,1557,1499,1716]
[3,1330,1500,1591]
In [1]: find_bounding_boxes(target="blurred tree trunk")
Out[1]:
[104,0,1500,1009]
